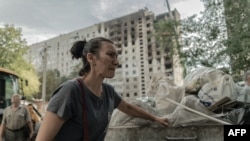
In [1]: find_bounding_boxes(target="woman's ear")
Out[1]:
[87,53,96,66]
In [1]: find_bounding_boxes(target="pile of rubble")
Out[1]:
[109,67,250,127]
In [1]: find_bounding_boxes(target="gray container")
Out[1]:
[105,124,223,141]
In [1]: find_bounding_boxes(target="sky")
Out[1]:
[0,0,204,45]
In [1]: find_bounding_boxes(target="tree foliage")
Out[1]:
[154,19,181,56]
[183,0,250,79]
[181,0,228,73]
[35,66,80,101]
[0,24,40,98]
[41,69,61,100]
[154,10,185,78]
[222,0,250,80]
[155,0,250,79]
[0,25,27,66]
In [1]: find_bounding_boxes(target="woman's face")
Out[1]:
[91,41,119,78]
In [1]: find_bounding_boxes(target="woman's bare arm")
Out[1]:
[117,100,169,127]
[35,111,65,141]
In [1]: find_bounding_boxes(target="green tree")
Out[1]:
[181,0,228,73]
[222,0,250,80]
[0,24,40,98]
[154,0,250,79]
[36,68,79,101]
[68,61,82,79]
[0,24,27,66]
[153,8,186,80]
[154,19,181,58]
[45,70,61,100]
[35,69,59,101]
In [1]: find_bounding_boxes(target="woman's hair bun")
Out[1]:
[70,40,87,59]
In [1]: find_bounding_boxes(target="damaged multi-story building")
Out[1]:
[26,8,183,100]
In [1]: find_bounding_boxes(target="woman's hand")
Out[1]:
[154,117,169,127]
[118,100,170,127]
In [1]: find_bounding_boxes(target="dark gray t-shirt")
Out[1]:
[47,78,122,141]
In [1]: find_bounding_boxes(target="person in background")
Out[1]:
[237,71,250,103]
[0,94,34,141]
[27,104,40,129]
[35,37,169,141]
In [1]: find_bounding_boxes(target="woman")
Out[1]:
[35,37,169,141]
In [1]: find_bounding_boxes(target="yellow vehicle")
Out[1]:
[0,67,42,140]
[0,68,31,120]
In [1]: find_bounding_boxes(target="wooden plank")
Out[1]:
[208,97,231,112]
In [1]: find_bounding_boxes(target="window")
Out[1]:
[149,59,152,64]
[133,70,136,74]
[126,78,129,82]
[148,52,152,57]
[134,93,137,96]
[157,58,161,63]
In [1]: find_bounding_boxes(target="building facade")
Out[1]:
[27,8,182,99]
